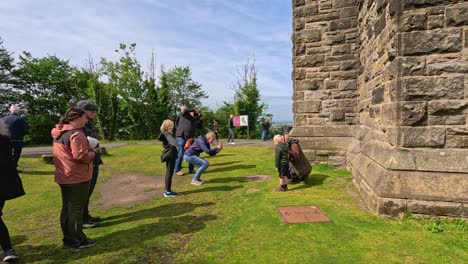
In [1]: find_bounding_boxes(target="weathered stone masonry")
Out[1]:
[291,0,468,217]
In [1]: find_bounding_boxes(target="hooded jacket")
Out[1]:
[184,135,219,157]
[51,123,95,184]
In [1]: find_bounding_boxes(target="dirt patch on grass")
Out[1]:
[246,188,261,194]
[94,173,182,210]
[245,175,271,182]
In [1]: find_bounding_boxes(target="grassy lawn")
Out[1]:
[5,144,467,263]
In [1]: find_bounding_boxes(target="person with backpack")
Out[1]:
[283,127,311,183]
[51,107,99,251]
[158,119,178,197]
[183,132,223,186]
[0,119,25,262]
[273,134,289,192]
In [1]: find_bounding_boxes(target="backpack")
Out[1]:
[288,139,311,180]
[184,138,195,151]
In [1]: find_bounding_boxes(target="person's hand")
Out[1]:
[217,142,223,150]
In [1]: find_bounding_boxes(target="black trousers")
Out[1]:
[10,141,23,168]
[165,158,176,192]
[59,181,90,245]
[83,164,99,219]
[0,200,12,252]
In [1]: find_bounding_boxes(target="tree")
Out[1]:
[12,53,79,144]
[233,59,267,138]
[164,66,208,119]
[0,37,16,111]
[100,43,152,139]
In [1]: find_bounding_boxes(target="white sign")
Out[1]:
[239,115,248,126]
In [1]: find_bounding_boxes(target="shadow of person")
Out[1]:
[20,170,54,176]
[209,161,241,167]
[66,214,217,262]
[179,185,243,195]
[100,202,215,227]
[15,214,217,263]
[206,177,246,183]
[205,164,256,174]
[289,174,329,191]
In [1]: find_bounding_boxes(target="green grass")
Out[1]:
[5,144,468,263]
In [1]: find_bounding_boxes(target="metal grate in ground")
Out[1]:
[277,206,332,224]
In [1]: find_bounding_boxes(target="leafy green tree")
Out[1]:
[100,43,152,139]
[233,59,267,138]
[164,66,207,119]
[213,102,235,138]
[0,37,16,111]
[12,52,79,144]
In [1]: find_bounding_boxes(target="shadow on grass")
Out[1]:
[207,177,246,183]
[16,214,217,263]
[213,153,236,157]
[206,164,256,174]
[179,185,243,195]
[101,202,215,226]
[20,170,54,176]
[210,161,242,167]
[288,174,329,191]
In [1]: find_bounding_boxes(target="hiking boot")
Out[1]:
[188,170,195,174]
[83,221,100,229]
[175,171,185,176]
[163,191,178,197]
[191,179,204,186]
[84,215,101,222]
[3,249,19,262]
[275,186,287,192]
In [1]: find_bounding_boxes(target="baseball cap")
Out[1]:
[77,100,98,111]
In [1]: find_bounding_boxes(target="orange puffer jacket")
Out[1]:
[51,124,95,184]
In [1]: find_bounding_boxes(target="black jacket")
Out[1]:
[158,133,177,162]
[175,109,195,139]
[81,122,103,165]
[0,135,25,201]
[2,114,28,140]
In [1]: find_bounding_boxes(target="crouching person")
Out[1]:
[183,132,222,186]
[51,107,98,251]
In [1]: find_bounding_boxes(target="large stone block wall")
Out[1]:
[291,0,468,217]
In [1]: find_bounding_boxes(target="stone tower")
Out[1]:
[291,0,468,217]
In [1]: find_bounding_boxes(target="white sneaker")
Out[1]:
[191,179,204,186]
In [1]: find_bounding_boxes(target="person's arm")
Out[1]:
[199,139,219,156]
[70,132,95,163]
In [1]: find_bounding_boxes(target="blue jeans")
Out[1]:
[183,155,209,181]
[175,137,194,172]
[261,130,268,141]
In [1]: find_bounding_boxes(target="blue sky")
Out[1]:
[0,0,293,122]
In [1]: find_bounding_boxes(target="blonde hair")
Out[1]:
[0,119,7,136]
[273,134,283,145]
[206,131,216,140]
[160,119,174,134]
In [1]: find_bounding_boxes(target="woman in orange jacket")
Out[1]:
[51,107,99,251]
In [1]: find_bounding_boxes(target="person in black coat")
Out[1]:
[0,119,25,262]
